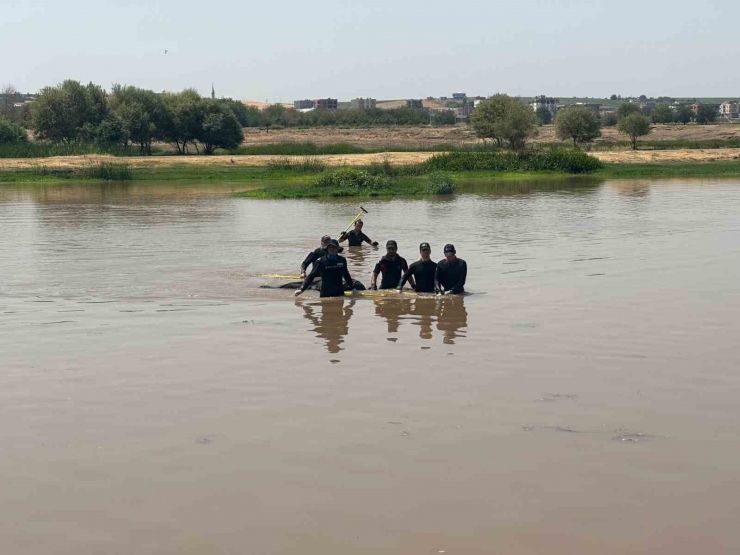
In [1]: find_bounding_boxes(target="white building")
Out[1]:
[719,101,739,118]
[530,96,558,117]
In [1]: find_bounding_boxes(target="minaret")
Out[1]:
[211,83,215,100]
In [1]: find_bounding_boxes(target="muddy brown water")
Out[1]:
[2,178,740,554]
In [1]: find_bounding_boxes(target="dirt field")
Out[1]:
[241,124,740,149]
[3,148,740,171]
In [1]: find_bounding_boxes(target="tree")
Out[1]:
[601,112,618,127]
[610,94,618,101]
[651,104,674,124]
[535,106,552,125]
[161,89,204,154]
[497,99,539,151]
[30,80,108,144]
[470,93,510,147]
[432,110,456,126]
[696,104,717,124]
[617,113,651,150]
[109,85,166,155]
[0,116,28,144]
[197,101,244,154]
[675,104,693,125]
[617,102,642,120]
[555,106,601,147]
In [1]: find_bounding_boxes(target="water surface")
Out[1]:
[2,179,740,554]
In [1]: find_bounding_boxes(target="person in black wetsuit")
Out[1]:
[398,242,437,293]
[338,220,378,247]
[295,240,354,298]
[300,235,339,278]
[370,240,411,290]
[435,243,467,295]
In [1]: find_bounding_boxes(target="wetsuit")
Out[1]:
[436,258,467,294]
[300,255,354,298]
[301,247,326,273]
[340,230,372,247]
[373,255,409,289]
[399,260,438,293]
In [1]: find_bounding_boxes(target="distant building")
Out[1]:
[452,92,467,101]
[406,99,424,109]
[719,101,739,118]
[314,98,338,110]
[350,98,377,110]
[456,105,475,122]
[294,99,314,109]
[531,96,558,117]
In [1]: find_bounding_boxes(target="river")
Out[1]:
[1,178,740,554]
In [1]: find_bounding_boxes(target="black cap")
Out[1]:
[321,234,331,243]
[326,239,343,252]
[443,243,456,254]
[419,242,431,251]
[386,240,398,248]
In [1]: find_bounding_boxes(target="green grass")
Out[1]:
[0,142,139,158]
[597,161,740,178]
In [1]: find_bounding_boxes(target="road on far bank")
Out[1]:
[2,148,740,171]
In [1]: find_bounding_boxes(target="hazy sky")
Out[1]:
[2,0,738,100]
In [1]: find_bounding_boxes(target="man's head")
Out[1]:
[443,243,457,261]
[326,239,341,256]
[386,240,398,258]
[320,235,331,248]
[354,220,364,231]
[419,242,431,261]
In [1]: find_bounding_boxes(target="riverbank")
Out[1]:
[2,150,740,185]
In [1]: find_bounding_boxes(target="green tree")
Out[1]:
[554,106,602,147]
[601,112,618,127]
[675,105,693,125]
[109,85,167,155]
[696,104,717,124]
[0,115,28,143]
[497,99,539,151]
[617,113,651,150]
[535,106,552,125]
[197,101,244,154]
[651,104,674,124]
[30,80,108,144]
[432,110,456,125]
[470,94,511,147]
[162,89,204,154]
[617,102,642,120]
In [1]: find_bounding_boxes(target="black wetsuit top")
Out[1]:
[301,255,353,297]
[301,247,326,273]
[400,259,438,293]
[373,255,409,289]
[436,258,467,294]
[342,230,371,247]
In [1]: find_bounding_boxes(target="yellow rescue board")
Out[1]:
[260,274,303,280]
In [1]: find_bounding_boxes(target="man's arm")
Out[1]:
[403,259,416,289]
[300,251,316,275]
[296,260,321,296]
[451,261,467,294]
[342,263,354,290]
[338,231,349,243]
[435,264,444,294]
[370,260,381,290]
[398,264,413,290]
[362,232,378,247]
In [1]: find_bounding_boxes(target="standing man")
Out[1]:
[370,240,412,290]
[300,235,337,278]
[398,242,437,293]
[436,244,467,295]
[338,220,378,247]
[295,240,354,298]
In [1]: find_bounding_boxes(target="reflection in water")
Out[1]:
[375,296,468,344]
[344,246,375,285]
[298,298,356,353]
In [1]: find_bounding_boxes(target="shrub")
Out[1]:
[426,172,456,194]
[0,116,28,144]
[314,168,391,191]
[267,156,326,172]
[422,150,603,174]
[77,162,133,180]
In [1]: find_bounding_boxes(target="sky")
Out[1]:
[2,0,739,101]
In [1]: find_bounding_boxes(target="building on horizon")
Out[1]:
[294,99,314,110]
[406,99,424,109]
[530,96,558,118]
[350,98,377,110]
[314,98,338,110]
[452,92,467,101]
[720,101,739,119]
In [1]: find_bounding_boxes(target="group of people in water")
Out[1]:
[294,219,468,298]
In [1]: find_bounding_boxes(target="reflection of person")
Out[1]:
[338,220,378,247]
[300,234,335,278]
[296,240,353,298]
[399,242,437,293]
[370,240,411,290]
[436,243,467,295]
[298,298,356,353]
[374,297,414,334]
[437,296,468,344]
